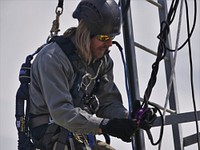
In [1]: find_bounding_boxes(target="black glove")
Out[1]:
[139,108,157,130]
[132,100,157,131]
[99,118,138,142]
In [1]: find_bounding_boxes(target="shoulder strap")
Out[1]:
[50,36,79,62]
[50,36,85,101]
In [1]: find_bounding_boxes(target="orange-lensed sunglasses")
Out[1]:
[97,35,115,42]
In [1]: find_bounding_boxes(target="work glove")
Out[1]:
[132,100,157,131]
[99,118,138,142]
[138,107,157,130]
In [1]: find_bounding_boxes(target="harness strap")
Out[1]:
[50,36,79,61]
[50,36,86,104]
[44,124,59,149]
[57,0,64,9]
[32,123,59,149]
[30,115,93,150]
[88,134,95,148]
[55,127,71,150]
[68,133,76,150]
[30,115,49,128]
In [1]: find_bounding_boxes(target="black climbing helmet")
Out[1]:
[73,0,122,36]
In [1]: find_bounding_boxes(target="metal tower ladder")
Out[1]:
[120,0,200,150]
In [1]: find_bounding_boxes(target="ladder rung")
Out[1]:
[146,0,162,8]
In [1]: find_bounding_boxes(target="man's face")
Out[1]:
[90,35,113,59]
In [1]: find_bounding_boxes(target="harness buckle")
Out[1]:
[83,95,100,114]
[73,133,92,150]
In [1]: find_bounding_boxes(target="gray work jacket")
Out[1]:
[29,37,128,135]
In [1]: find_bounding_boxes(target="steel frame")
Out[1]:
[120,0,200,149]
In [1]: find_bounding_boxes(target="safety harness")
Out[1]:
[15,35,103,150]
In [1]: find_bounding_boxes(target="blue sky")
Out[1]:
[0,0,199,150]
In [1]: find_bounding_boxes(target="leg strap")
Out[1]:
[55,127,71,150]
[42,123,59,149]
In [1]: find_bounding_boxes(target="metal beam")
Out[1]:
[157,0,183,149]
[120,0,145,149]
[153,111,200,126]
[184,133,200,147]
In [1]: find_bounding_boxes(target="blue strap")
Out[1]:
[87,134,95,148]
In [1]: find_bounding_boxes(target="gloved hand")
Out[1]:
[132,100,157,131]
[99,118,138,142]
[138,108,157,130]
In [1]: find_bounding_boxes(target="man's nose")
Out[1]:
[105,39,113,47]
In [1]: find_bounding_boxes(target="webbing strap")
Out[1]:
[50,36,79,61]
[55,127,69,150]
[57,0,64,8]
[50,36,86,102]
[30,115,49,128]
[37,123,59,149]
